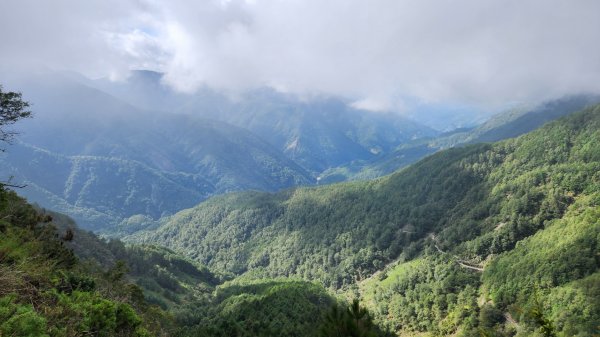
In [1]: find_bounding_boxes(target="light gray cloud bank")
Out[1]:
[1,0,600,111]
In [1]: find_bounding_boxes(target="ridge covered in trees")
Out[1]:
[1,84,599,336]
[131,104,600,336]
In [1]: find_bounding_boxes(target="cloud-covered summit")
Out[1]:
[2,0,600,112]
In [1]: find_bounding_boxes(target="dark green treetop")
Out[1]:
[0,85,31,145]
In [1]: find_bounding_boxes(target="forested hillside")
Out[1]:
[1,187,367,337]
[0,188,177,336]
[2,82,599,336]
[132,104,600,336]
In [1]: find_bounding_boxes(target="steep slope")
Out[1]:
[1,189,345,337]
[207,92,437,173]
[357,191,599,336]
[132,104,600,336]
[320,94,600,182]
[0,189,176,336]
[40,208,220,311]
[0,142,213,231]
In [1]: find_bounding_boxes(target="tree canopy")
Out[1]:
[0,84,31,146]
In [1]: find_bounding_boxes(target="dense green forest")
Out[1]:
[1,188,371,336]
[2,83,599,336]
[130,104,600,336]
[0,83,381,337]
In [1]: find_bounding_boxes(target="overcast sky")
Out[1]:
[1,0,600,112]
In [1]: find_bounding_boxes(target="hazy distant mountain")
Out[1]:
[0,72,313,230]
[89,70,438,173]
[0,142,212,231]
[318,94,600,182]
[401,102,488,131]
[212,92,438,173]
[11,74,313,189]
[453,94,600,143]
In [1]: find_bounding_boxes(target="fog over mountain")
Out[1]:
[0,71,436,230]
[2,0,600,119]
[1,2,600,337]
[1,0,600,231]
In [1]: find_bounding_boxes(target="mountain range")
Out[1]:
[89,70,439,173]
[0,71,436,230]
[3,71,598,232]
[1,81,599,336]
[128,103,600,336]
[318,94,600,182]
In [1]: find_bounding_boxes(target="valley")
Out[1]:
[1,76,599,336]
[0,72,436,231]
[85,104,600,335]
[2,2,600,336]
[3,71,596,235]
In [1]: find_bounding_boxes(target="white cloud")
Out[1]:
[1,0,600,111]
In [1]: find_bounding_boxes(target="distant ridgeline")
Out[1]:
[130,104,600,336]
[0,71,436,232]
[318,94,600,182]
[2,75,599,335]
[2,72,597,236]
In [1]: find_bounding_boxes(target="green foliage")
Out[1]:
[528,291,557,337]
[53,290,143,336]
[38,207,220,313]
[319,299,380,337]
[179,279,336,337]
[0,188,173,336]
[358,256,480,335]
[545,273,600,336]
[479,304,504,329]
[103,241,219,310]
[0,84,31,145]
[0,295,48,337]
[483,195,600,307]
[133,104,600,336]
